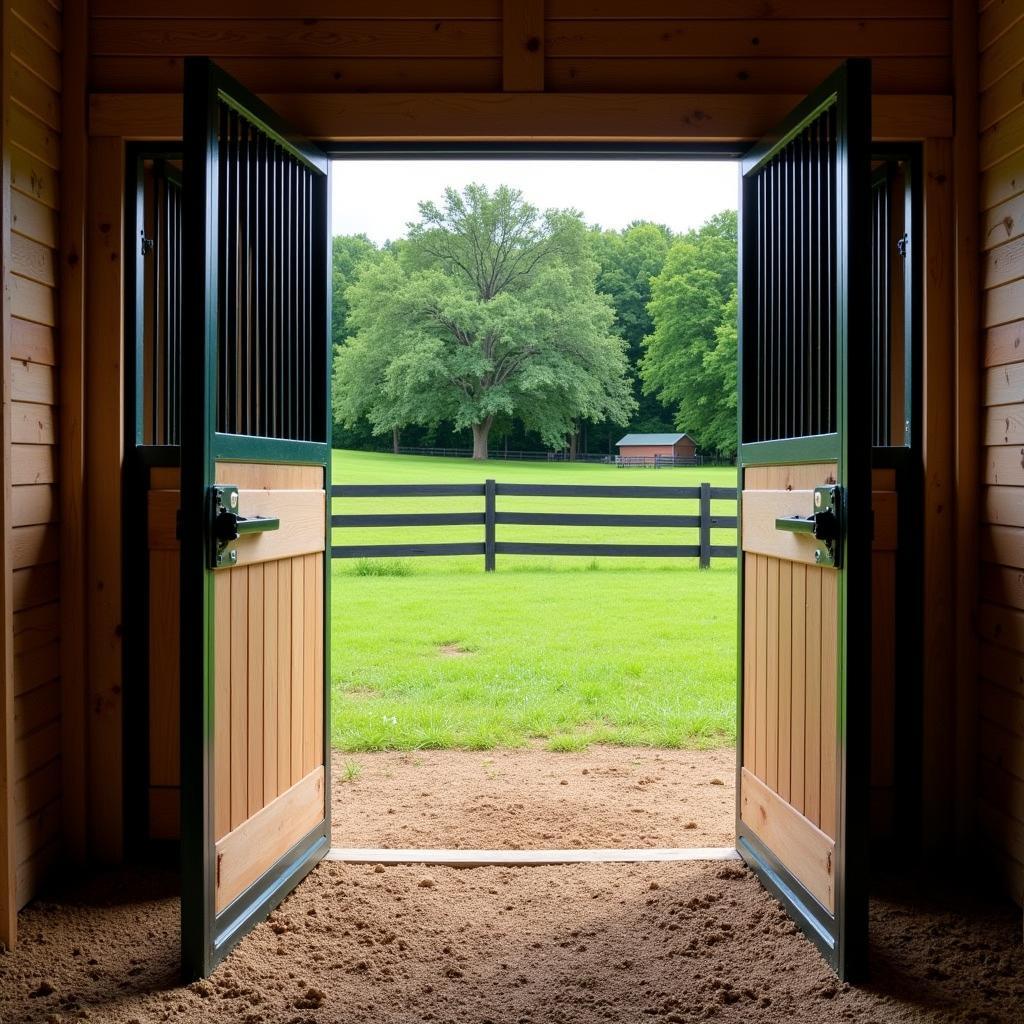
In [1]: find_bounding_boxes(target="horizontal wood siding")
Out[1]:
[977,0,1024,906]
[6,0,63,915]
[86,2,953,98]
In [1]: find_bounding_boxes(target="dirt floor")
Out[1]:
[1,860,1022,1024]
[330,747,736,849]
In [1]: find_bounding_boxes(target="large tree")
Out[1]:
[640,210,738,458]
[589,221,676,439]
[331,233,380,348]
[335,184,635,459]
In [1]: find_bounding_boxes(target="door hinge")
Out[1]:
[140,232,154,256]
[896,233,909,259]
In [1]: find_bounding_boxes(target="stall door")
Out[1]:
[736,60,871,980]
[180,58,331,979]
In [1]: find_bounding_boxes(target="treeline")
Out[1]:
[332,185,737,459]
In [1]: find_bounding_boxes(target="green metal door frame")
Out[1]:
[735,59,872,981]
[180,57,332,980]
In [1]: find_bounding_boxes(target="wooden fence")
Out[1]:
[331,481,737,570]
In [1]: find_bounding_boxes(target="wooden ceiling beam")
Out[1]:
[88,91,952,141]
[502,0,545,92]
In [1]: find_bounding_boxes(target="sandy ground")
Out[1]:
[1,861,1022,1024]
[330,747,737,850]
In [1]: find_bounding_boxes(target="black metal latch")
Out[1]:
[774,485,842,568]
[210,484,280,568]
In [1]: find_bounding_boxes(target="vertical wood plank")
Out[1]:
[277,555,291,794]
[230,567,248,830]
[314,554,324,767]
[766,556,780,792]
[247,563,264,817]
[755,554,768,781]
[791,563,807,814]
[214,570,231,842]
[303,552,316,774]
[742,553,757,770]
[804,566,822,827]
[819,568,838,840]
[263,560,279,803]
[85,135,124,863]
[502,0,544,92]
[290,556,303,785]
[778,559,793,803]
[59,0,89,866]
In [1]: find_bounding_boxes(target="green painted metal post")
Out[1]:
[484,479,496,572]
[699,481,711,569]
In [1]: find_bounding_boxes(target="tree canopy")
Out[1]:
[639,210,739,458]
[334,184,635,459]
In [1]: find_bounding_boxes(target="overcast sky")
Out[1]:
[331,159,739,244]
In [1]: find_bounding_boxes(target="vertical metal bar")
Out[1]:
[699,481,711,570]
[484,479,496,572]
[239,119,250,436]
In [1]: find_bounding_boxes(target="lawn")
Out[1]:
[330,449,738,752]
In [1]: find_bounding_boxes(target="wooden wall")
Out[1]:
[2,0,64,936]
[85,1,954,98]
[976,0,1024,906]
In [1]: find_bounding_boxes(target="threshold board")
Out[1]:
[326,847,741,866]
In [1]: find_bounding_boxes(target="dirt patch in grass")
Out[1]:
[331,746,736,850]
[437,642,473,658]
[2,862,1021,1024]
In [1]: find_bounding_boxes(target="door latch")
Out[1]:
[774,485,842,568]
[210,484,281,568]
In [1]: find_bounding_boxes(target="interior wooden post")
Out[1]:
[0,0,19,953]
[921,136,958,855]
[59,0,89,866]
[85,135,125,863]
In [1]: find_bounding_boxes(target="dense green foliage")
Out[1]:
[334,185,635,458]
[640,211,739,457]
[331,449,737,751]
[331,188,738,458]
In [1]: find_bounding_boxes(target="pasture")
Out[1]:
[330,449,738,752]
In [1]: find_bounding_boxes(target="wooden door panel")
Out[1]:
[213,549,325,843]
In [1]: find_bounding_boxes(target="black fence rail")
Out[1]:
[331,481,738,571]
[394,446,707,466]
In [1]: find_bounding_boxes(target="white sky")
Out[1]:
[331,159,739,243]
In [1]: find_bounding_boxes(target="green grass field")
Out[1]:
[330,449,738,752]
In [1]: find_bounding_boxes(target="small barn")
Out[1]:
[616,433,698,465]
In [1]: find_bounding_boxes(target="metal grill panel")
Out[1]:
[216,101,324,441]
[744,104,838,443]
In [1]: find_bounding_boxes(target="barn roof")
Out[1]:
[616,433,695,446]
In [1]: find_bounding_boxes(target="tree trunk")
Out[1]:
[392,426,401,454]
[471,418,493,460]
[568,431,579,461]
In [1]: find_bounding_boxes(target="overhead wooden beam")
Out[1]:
[502,0,545,92]
[88,91,953,141]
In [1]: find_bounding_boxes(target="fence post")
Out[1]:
[699,481,711,569]
[484,478,496,572]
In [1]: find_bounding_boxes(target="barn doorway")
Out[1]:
[120,60,922,980]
